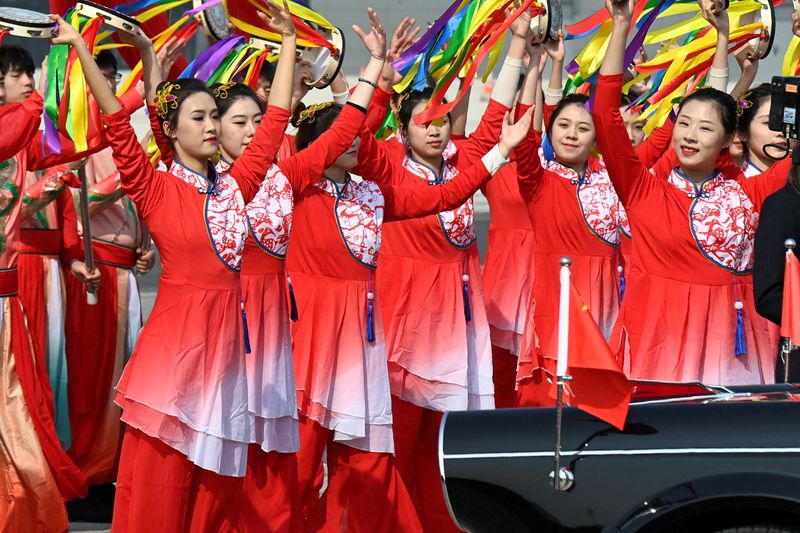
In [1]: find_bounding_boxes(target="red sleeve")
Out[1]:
[592,73,655,207]
[0,92,43,161]
[456,99,509,163]
[148,104,174,166]
[364,87,392,135]
[120,86,145,115]
[543,102,557,131]
[635,118,674,169]
[740,157,791,211]
[383,157,491,221]
[229,105,292,202]
[101,108,165,219]
[57,188,83,267]
[354,128,398,186]
[514,125,547,203]
[276,104,367,197]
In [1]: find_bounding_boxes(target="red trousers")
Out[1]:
[390,397,461,533]
[112,427,243,533]
[491,345,518,409]
[296,416,421,532]
[240,444,300,533]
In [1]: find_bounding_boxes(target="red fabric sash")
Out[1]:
[0,267,18,296]
[91,240,137,269]
[19,229,61,256]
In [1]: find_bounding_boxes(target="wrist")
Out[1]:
[498,141,511,159]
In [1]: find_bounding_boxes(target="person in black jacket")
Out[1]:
[754,164,800,382]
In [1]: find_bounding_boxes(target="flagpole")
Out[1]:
[552,256,574,492]
[78,168,98,306]
[785,239,797,383]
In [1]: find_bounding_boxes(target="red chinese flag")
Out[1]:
[551,283,632,430]
[781,251,800,347]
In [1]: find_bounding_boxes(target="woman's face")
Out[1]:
[550,103,595,166]
[165,92,220,162]
[621,106,645,147]
[219,97,262,161]
[404,101,451,162]
[672,99,731,174]
[745,98,785,164]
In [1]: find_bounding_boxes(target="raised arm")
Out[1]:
[458,12,528,162]
[594,0,654,205]
[740,156,792,210]
[20,165,75,219]
[702,5,730,92]
[730,45,758,101]
[277,104,368,195]
[385,108,531,221]
[635,116,675,168]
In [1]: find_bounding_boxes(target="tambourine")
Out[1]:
[737,0,775,59]
[194,0,230,42]
[250,27,344,89]
[75,1,140,33]
[529,0,562,45]
[0,7,55,39]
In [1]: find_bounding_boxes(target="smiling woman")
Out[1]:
[592,0,791,387]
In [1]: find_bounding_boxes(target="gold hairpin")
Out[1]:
[297,102,333,125]
[155,82,180,118]
[213,81,237,100]
[736,97,753,117]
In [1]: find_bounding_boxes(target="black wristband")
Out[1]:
[357,77,378,89]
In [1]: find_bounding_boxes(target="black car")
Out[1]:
[439,382,800,532]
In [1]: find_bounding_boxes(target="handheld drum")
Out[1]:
[737,0,776,59]
[249,27,344,90]
[529,0,563,45]
[0,7,56,39]
[194,0,230,42]
[75,1,141,33]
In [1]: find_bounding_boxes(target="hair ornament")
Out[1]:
[155,82,180,118]
[297,102,333,125]
[737,92,753,117]
[213,81,236,100]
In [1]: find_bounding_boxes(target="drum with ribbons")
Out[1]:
[0,7,56,38]
[194,0,230,42]
[529,0,562,45]
[736,0,775,59]
[226,1,345,89]
[75,1,141,33]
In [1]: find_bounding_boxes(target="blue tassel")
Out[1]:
[367,296,376,342]
[288,277,298,322]
[542,133,555,162]
[462,275,472,322]
[241,305,252,355]
[618,266,626,302]
[735,303,746,357]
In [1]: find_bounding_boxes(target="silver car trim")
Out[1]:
[443,447,800,460]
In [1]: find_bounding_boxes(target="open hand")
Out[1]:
[353,7,387,61]
[510,2,532,39]
[156,36,188,79]
[700,1,729,33]
[499,107,534,156]
[543,30,565,63]
[258,0,296,38]
[117,24,153,51]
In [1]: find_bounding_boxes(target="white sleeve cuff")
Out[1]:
[481,144,510,175]
[331,90,350,105]
[707,66,729,91]
[544,86,563,105]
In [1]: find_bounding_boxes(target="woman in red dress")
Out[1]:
[592,0,787,385]
[347,15,532,530]
[284,33,532,533]
[52,5,308,528]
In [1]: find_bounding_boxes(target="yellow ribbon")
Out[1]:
[784,35,800,76]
